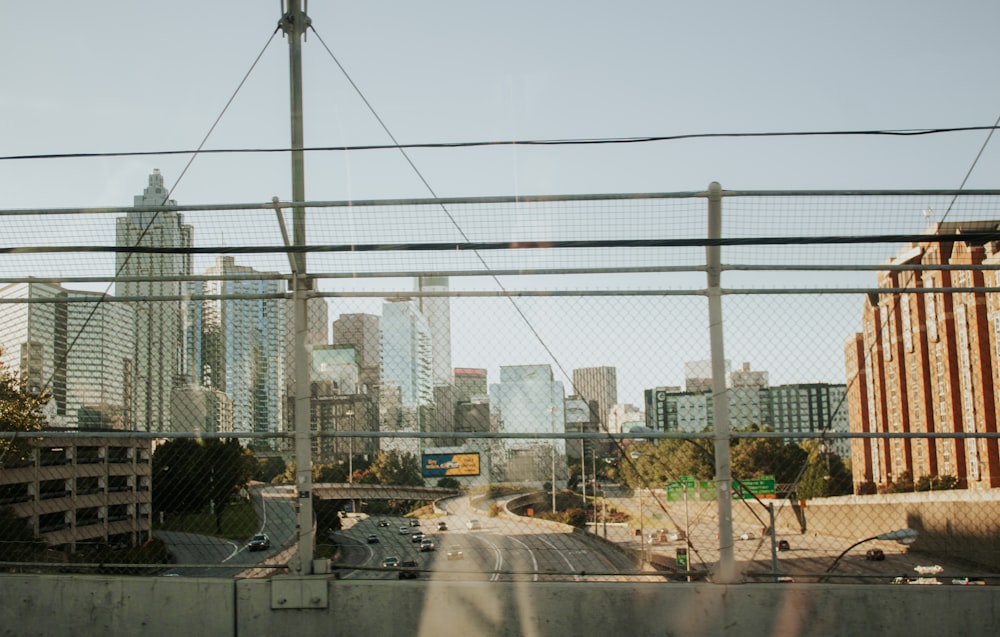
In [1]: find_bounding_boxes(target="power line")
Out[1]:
[2,126,997,163]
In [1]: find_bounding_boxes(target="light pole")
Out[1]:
[821,528,918,582]
[550,406,557,513]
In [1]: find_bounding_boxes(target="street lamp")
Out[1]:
[821,528,918,582]
[550,406,557,514]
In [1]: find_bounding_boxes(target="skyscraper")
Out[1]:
[571,366,618,430]
[332,312,381,395]
[115,169,193,432]
[0,282,134,429]
[380,298,433,456]
[416,276,452,387]
[190,256,287,436]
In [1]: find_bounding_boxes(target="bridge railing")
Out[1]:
[3,187,1000,584]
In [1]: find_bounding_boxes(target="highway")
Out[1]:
[333,496,635,582]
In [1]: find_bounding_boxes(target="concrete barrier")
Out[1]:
[2,573,998,637]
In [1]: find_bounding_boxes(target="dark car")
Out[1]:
[411,531,425,543]
[381,556,400,568]
[398,560,419,579]
[247,534,271,552]
[409,519,420,527]
[377,520,389,527]
[437,521,448,531]
[366,534,379,544]
[865,548,885,561]
[777,540,790,551]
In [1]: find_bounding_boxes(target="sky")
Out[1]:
[3,1,1000,406]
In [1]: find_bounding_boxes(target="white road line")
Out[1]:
[506,535,539,582]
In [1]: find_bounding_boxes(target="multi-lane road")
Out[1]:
[333,496,635,582]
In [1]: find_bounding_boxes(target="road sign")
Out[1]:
[732,476,776,499]
[676,548,688,568]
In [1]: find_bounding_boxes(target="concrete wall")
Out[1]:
[759,492,1000,570]
[2,574,998,637]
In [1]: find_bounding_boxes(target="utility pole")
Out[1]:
[280,0,314,576]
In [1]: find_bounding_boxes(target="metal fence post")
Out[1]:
[707,181,736,583]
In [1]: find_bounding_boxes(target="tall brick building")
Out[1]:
[845,221,1000,493]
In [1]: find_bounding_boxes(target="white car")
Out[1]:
[466,519,481,530]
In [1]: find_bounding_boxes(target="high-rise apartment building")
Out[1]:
[116,169,192,432]
[846,222,1000,493]
[0,282,134,429]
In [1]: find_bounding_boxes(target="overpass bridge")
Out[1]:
[266,483,461,501]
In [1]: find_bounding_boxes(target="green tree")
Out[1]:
[436,477,461,489]
[201,439,255,532]
[797,442,853,499]
[255,455,287,483]
[152,438,255,524]
[0,351,48,467]
[369,450,424,486]
[730,425,808,484]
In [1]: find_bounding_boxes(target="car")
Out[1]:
[739,532,754,541]
[366,534,379,544]
[952,577,987,586]
[399,525,411,535]
[777,540,790,551]
[398,559,419,579]
[865,548,885,561]
[377,520,389,527]
[409,519,420,527]
[419,538,436,552]
[446,547,464,560]
[437,521,448,531]
[247,534,271,551]
[411,531,425,543]
[381,556,400,568]
[466,519,481,530]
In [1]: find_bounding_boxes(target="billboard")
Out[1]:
[422,452,481,477]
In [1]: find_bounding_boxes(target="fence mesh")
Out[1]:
[2,185,1000,585]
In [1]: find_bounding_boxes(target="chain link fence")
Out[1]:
[2,183,1000,584]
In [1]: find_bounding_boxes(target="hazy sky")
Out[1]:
[3,2,1000,405]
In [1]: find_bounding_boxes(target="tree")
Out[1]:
[255,455,287,483]
[730,425,808,484]
[436,477,461,490]
[201,439,255,532]
[796,441,852,499]
[0,351,48,466]
[369,450,424,486]
[152,438,255,524]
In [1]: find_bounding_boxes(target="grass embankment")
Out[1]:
[154,502,259,540]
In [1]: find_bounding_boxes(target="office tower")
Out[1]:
[454,368,488,403]
[332,312,381,395]
[283,295,329,398]
[380,298,433,456]
[490,364,566,482]
[115,169,192,432]
[571,366,618,430]
[416,276,452,387]
[191,256,286,436]
[0,282,134,429]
